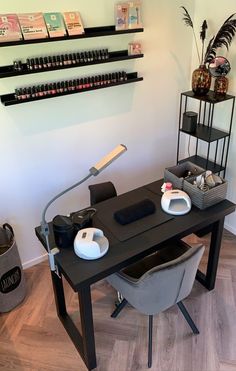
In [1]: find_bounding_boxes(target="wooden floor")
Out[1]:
[0,229,236,371]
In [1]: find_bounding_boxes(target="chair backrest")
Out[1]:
[88,181,117,205]
[112,244,204,315]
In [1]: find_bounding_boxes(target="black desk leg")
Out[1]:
[78,287,97,370]
[51,271,97,370]
[196,217,225,291]
[51,270,67,316]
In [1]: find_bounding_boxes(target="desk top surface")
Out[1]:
[35,179,235,291]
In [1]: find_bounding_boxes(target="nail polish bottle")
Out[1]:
[21,88,27,100]
[35,58,39,70]
[31,86,36,98]
[74,53,79,64]
[43,84,48,96]
[43,57,48,69]
[13,61,18,71]
[75,79,80,90]
[29,59,34,71]
[60,81,65,93]
[79,78,84,89]
[64,80,69,92]
[122,71,127,81]
[38,85,44,97]
[48,56,52,68]
[68,80,73,91]
[72,53,77,64]
[68,54,72,65]
[38,57,43,69]
[101,50,105,60]
[86,52,90,63]
[15,88,20,100]
[52,83,57,95]
[90,76,94,87]
[80,52,84,63]
[51,56,56,67]
[64,54,68,65]
[26,59,30,70]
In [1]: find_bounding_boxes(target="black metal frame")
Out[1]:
[176,90,235,178]
[51,269,97,370]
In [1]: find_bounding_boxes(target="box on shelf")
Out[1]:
[128,41,142,55]
[115,3,129,30]
[44,12,67,38]
[183,173,227,210]
[63,11,84,36]
[18,13,48,40]
[128,1,142,29]
[0,14,23,42]
[164,161,205,190]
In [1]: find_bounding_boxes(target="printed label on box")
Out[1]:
[18,13,48,40]
[63,12,84,36]
[115,3,129,30]
[0,14,22,42]
[44,12,67,38]
[128,1,142,29]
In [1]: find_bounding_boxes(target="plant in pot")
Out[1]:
[181,7,236,96]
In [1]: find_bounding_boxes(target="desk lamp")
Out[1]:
[41,144,127,271]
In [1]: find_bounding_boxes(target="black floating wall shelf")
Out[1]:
[0,26,144,47]
[0,51,144,79]
[0,72,143,106]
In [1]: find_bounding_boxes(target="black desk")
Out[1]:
[35,179,235,370]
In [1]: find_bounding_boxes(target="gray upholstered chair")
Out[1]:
[107,241,205,368]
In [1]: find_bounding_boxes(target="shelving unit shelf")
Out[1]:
[0,72,143,106]
[177,90,235,178]
[0,50,144,79]
[0,25,144,47]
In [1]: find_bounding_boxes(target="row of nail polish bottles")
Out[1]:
[14,71,128,101]
[13,49,109,72]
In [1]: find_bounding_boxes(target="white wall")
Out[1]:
[0,0,200,267]
[192,1,236,234]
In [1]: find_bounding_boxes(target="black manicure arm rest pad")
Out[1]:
[114,198,156,225]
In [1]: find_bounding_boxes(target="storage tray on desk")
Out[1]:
[183,174,227,210]
[164,161,205,190]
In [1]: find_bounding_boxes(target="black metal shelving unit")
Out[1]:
[0,50,143,79]
[177,90,235,178]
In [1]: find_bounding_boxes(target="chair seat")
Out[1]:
[120,240,189,280]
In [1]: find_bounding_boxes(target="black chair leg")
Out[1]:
[148,315,153,368]
[177,301,199,334]
[111,298,128,318]
[115,291,123,307]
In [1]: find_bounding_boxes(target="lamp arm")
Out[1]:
[41,173,92,228]
[40,173,92,270]
[40,144,127,272]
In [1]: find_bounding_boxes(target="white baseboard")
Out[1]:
[22,253,47,269]
[224,222,236,236]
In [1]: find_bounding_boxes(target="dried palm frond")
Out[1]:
[204,14,236,63]
[181,6,201,63]
[200,20,208,64]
